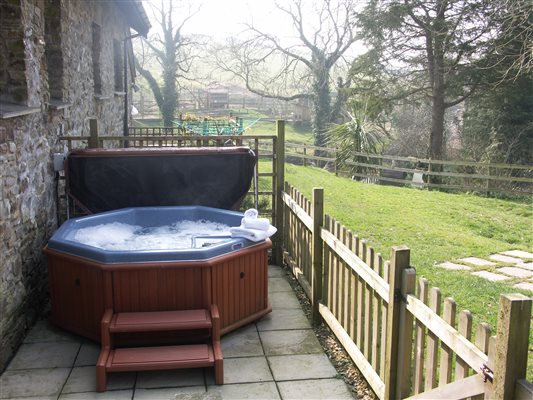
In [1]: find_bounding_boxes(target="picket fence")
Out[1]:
[279,183,532,400]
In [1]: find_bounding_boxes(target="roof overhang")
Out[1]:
[113,0,151,37]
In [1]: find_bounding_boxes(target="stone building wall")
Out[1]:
[0,0,137,371]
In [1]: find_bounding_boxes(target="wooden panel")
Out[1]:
[363,241,372,361]
[439,297,456,386]
[109,344,214,370]
[111,309,211,332]
[320,303,385,399]
[406,374,485,400]
[413,278,428,393]
[370,248,380,369]
[112,268,206,313]
[281,190,313,230]
[47,254,104,341]
[210,246,269,332]
[456,310,473,379]
[424,287,441,391]
[405,294,488,377]
[320,228,390,302]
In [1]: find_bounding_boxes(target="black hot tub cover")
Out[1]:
[66,147,257,213]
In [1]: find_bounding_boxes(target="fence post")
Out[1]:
[273,120,285,265]
[88,119,99,148]
[397,267,416,398]
[311,187,324,325]
[492,293,531,400]
[384,245,411,400]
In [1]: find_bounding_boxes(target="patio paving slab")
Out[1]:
[206,356,273,385]
[268,277,293,292]
[277,378,354,400]
[471,271,511,282]
[7,341,80,370]
[62,366,135,393]
[268,265,286,278]
[137,368,205,389]
[501,250,533,259]
[497,266,533,279]
[0,265,356,399]
[489,254,524,264]
[269,290,302,309]
[517,262,533,271]
[74,341,100,367]
[207,382,280,400]
[268,354,337,381]
[220,325,264,358]
[458,257,496,267]
[0,367,70,398]
[23,320,81,344]
[59,390,133,400]
[513,282,533,292]
[257,308,310,331]
[133,386,207,400]
[260,329,323,356]
[435,262,472,271]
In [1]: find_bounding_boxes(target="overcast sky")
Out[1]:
[142,0,287,39]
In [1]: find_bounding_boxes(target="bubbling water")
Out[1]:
[70,220,231,251]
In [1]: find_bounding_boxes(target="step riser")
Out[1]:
[108,360,215,372]
[110,322,212,333]
[97,306,223,391]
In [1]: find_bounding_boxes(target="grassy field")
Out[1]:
[282,163,533,378]
[243,119,314,144]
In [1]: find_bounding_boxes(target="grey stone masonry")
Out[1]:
[0,0,137,372]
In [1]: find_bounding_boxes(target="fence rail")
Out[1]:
[281,182,532,399]
[285,142,533,196]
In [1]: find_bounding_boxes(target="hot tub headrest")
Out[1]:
[66,147,257,213]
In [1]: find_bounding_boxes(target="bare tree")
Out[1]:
[135,0,201,126]
[215,0,360,148]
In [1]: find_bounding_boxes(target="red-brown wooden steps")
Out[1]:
[110,310,211,332]
[96,305,223,392]
[107,344,214,371]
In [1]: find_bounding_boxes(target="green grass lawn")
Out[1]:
[243,119,314,144]
[284,163,533,379]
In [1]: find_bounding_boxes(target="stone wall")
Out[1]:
[0,0,135,371]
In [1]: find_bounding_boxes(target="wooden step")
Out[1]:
[109,309,212,333]
[106,344,215,372]
[97,305,223,391]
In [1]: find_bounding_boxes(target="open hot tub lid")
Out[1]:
[66,147,257,213]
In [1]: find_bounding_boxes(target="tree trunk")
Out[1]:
[429,95,445,160]
[428,2,447,182]
[312,66,331,153]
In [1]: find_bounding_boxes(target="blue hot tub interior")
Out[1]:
[47,206,254,263]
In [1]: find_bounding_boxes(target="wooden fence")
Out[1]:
[285,142,533,196]
[281,183,532,400]
[58,120,286,223]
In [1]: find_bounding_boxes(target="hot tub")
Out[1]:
[45,147,271,341]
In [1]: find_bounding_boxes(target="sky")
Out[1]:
[142,0,289,40]
[138,0,367,84]
[141,0,366,48]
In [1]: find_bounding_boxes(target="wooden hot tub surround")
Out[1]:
[44,239,271,342]
[46,147,273,390]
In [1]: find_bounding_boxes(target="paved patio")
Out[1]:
[0,265,355,400]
